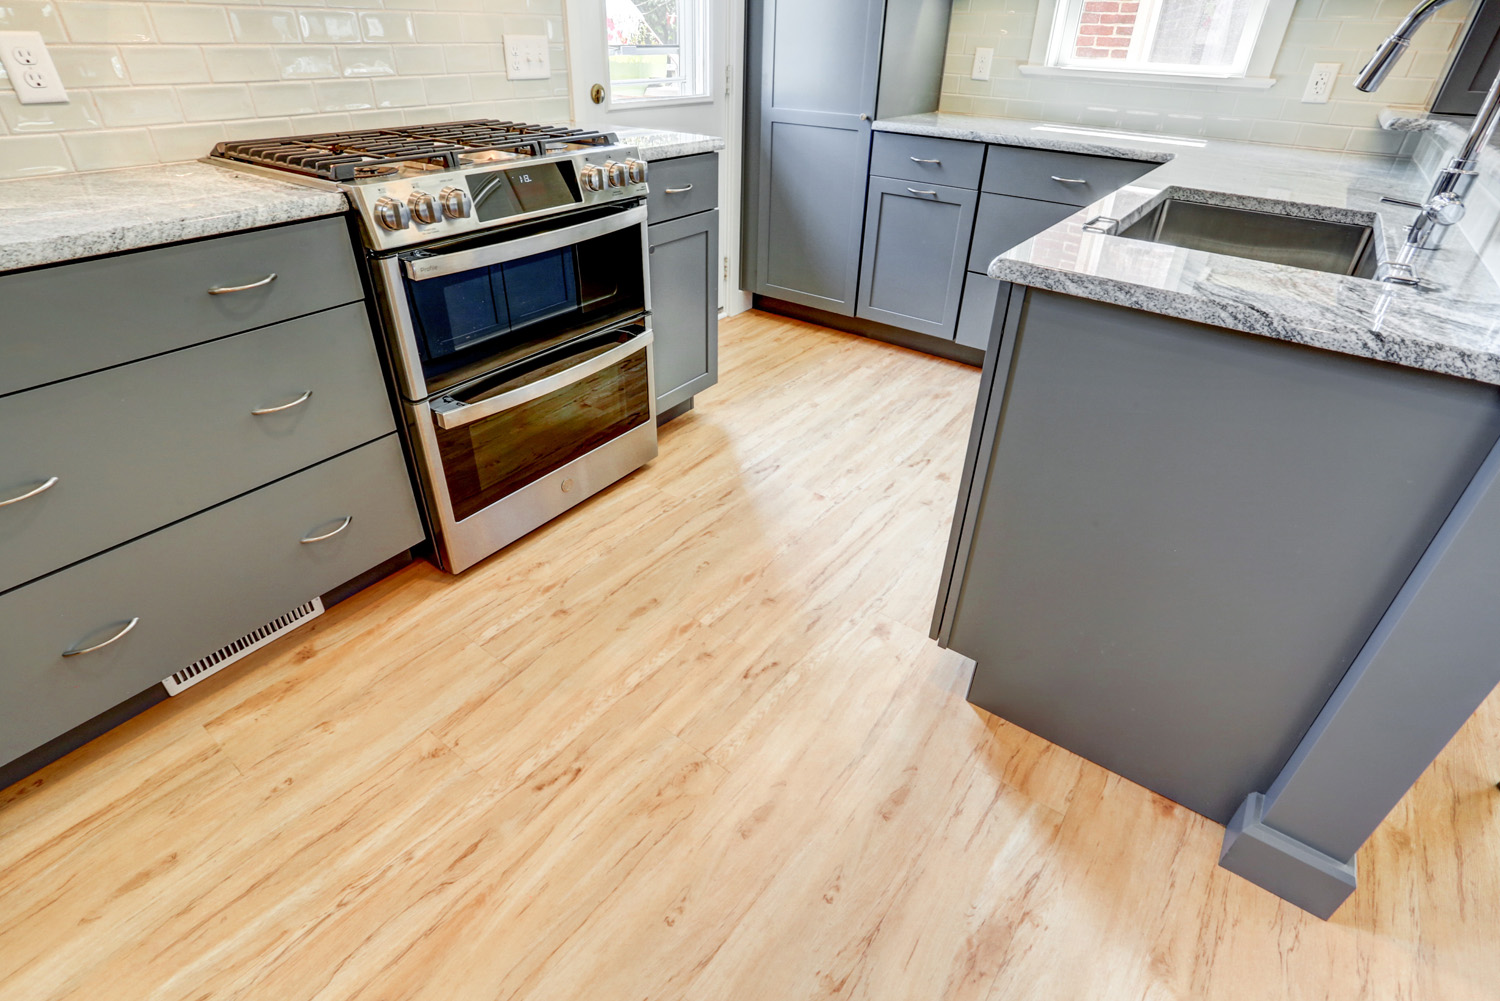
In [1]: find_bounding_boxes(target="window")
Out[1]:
[606,0,710,103]
[1037,0,1291,81]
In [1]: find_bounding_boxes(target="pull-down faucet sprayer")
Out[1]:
[1356,0,1500,282]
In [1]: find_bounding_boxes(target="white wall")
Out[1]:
[0,0,572,178]
[941,0,1470,154]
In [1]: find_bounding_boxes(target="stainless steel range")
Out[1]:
[209,121,658,573]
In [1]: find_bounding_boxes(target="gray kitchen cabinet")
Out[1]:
[646,152,721,419]
[1433,0,1500,116]
[981,146,1156,207]
[0,435,423,767]
[0,216,424,785]
[0,303,395,594]
[0,216,361,397]
[856,177,977,339]
[744,0,952,315]
[955,274,1005,351]
[967,193,1084,272]
[649,208,720,414]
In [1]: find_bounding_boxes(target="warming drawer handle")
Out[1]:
[0,476,59,508]
[63,617,140,657]
[251,390,313,416]
[909,156,942,165]
[208,273,278,295]
[1050,175,1089,185]
[301,516,353,544]
[664,184,695,194]
[907,188,939,197]
[434,329,654,431]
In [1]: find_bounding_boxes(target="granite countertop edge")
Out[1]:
[876,112,1500,387]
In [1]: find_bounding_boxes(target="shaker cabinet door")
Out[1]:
[856,176,978,339]
[649,209,720,413]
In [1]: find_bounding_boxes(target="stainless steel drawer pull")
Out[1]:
[907,188,939,196]
[251,390,313,416]
[1050,176,1089,184]
[301,516,353,544]
[0,476,59,508]
[664,184,694,194]
[63,617,139,657]
[208,273,278,295]
[909,157,942,164]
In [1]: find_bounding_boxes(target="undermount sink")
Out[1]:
[1118,199,1379,279]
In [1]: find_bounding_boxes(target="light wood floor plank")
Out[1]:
[2,310,1498,999]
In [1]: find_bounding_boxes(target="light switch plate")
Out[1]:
[0,30,68,104]
[504,34,550,81]
[971,47,994,82]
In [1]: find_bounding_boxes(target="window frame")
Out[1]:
[606,0,713,108]
[1021,0,1298,89]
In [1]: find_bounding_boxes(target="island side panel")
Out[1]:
[947,288,1500,823]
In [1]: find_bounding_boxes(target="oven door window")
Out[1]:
[404,216,645,376]
[435,330,652,521]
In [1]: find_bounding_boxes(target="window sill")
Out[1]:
[608,94,716,111]
[1017,64,1277,90]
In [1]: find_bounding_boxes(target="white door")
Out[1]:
[564,0,750,315]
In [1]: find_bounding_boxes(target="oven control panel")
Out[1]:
[349,146,649,252]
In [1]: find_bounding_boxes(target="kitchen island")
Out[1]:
[912,113,1500,919]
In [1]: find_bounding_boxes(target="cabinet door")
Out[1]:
[968,194,1080,272]
[856,177,978,339]
[955,273,1006,351]
[649,209,720,413]
[746,0,885,315]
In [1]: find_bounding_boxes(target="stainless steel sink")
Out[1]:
[1118,199,1378,279]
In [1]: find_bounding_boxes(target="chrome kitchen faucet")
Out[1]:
[1356,0,1500,283]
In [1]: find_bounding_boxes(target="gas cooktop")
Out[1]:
[208,120,650,252]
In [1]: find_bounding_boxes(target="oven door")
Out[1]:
[376,203,650,401]
[406,323,658,573]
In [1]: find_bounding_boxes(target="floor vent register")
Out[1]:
[162,598,325,695]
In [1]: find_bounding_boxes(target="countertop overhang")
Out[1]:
[877,112,1500,387]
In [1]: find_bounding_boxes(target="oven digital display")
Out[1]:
[467,163,579,221]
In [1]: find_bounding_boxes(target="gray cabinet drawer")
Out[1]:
[956,273,1006,351]
[870,131,985,189]
[968,193,1080,272]
[0,434,423,767]
[982,145,1156,206]
[857,176,978,339]
[0,303,395,593]
[0,216,362,397]
[648,209,719,412]
[647,153,719,225]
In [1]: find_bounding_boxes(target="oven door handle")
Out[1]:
[403,204,648,281]
[432,329,653,430]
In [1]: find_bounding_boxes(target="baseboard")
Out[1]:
[754,296,985,367]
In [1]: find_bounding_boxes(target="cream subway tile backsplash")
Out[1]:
[0,0,570,175]
[942,0,1462,154]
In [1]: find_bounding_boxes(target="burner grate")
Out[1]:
[212,120,620,180]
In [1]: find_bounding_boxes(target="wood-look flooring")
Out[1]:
[3,310,1499,1000]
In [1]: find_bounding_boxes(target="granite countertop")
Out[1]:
[607,126,725,161]
[0,161,348,274]
[877,112,1500,387]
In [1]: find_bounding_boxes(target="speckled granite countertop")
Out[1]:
[877,112,1500,387]
[0,161,348,274]
[608,126,725,161]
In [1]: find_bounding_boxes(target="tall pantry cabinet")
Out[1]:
[742,0,953,316]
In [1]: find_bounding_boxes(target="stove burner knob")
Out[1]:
[604,160,630,188]
[408,190,441,225]
[439,186,472,219]
[580,165,606,192]
[625,158,648,184]
[374,196,411,231]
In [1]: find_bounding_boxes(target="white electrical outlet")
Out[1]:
[971,47,994,82]
[1302,62,1339,104]
[0,30,68,105]
[504,34,551,81]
